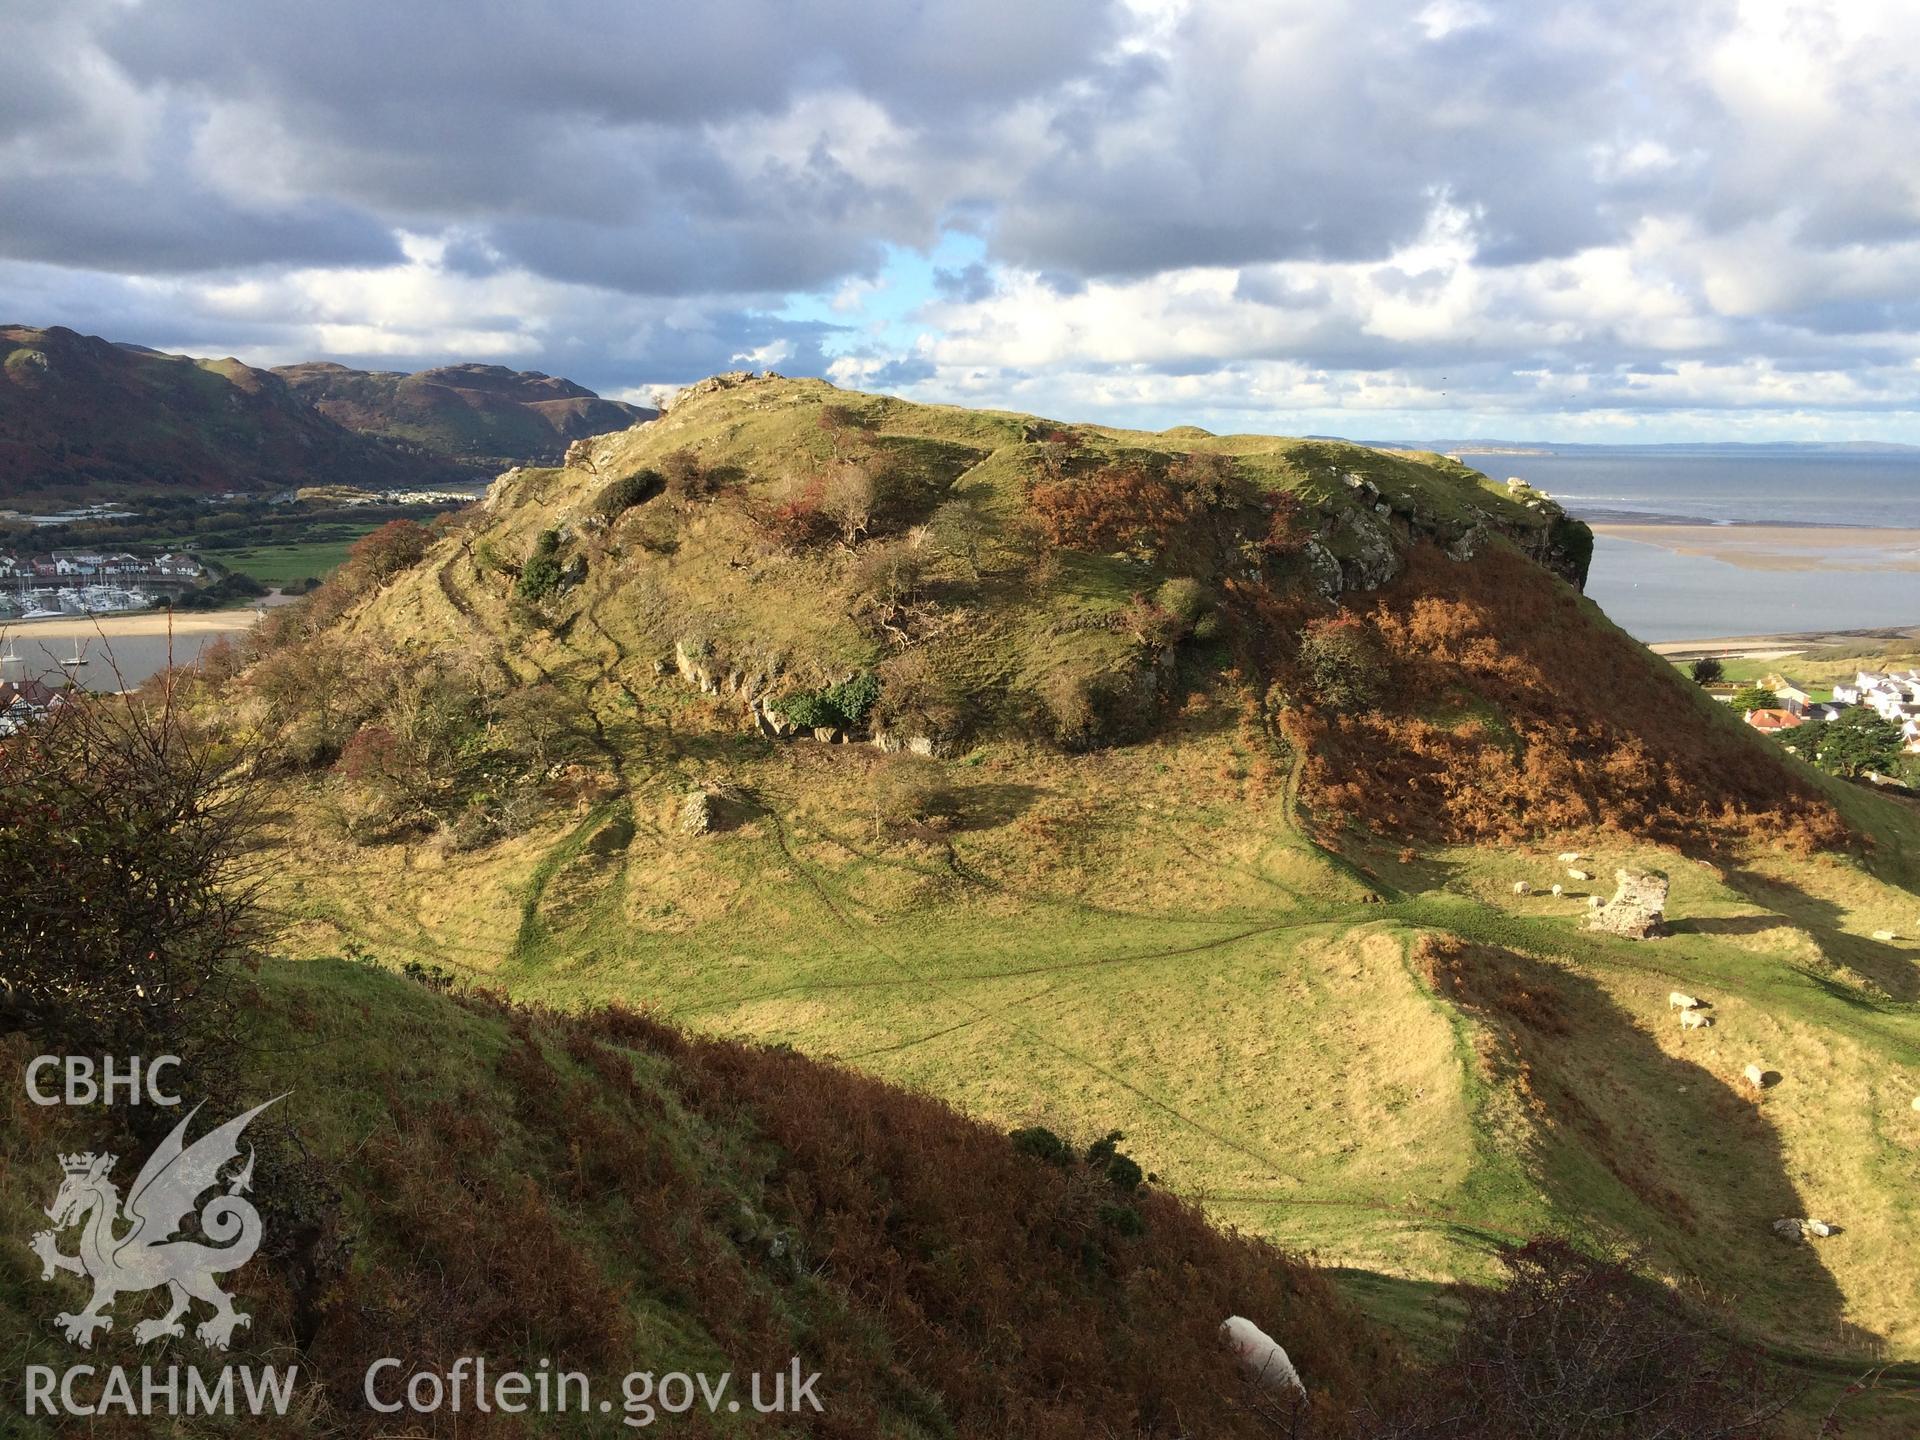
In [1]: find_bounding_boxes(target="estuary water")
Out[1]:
[1457,450,1920,642]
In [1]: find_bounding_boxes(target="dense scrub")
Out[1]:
[1288,544,1852,853]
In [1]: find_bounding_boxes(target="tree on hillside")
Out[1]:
[348,518,433,585]
[1731,683,1779,713]
[1689,657,1725,686]
[0,679,261,1055]
[1297,613,1387,712]
[822,462,880,545]
[1812,706,1905,778]
[517,528,564,600]
[659,447,714,499]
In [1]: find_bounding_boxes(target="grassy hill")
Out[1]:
[2,961,1398,1436]
[176,374,1920,1421]
[274,361,655,470]
[0,325,464,503]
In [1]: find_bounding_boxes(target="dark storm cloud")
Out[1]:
[0,174,402,274]
[0,0,1119,290]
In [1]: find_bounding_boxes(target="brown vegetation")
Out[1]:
[1029,461,1199,559]
[1288,545,1851,852]
[1368,1236,1791,1439]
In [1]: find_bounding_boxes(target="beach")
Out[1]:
[0,609,267,641]
[1646,624,1920,660]
[1589,522,1920,573]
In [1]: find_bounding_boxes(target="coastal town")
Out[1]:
[0,546,203,618]
[1736,667,1920,758]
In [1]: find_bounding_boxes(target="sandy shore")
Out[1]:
[1592,522,1920,573]
[0,609,262,641]
[1648,624,1920,659]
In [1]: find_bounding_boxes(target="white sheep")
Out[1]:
[1557,851,1583,863]
[1668,992,1699,1010]
[1743,1063,1766,1088]
[1512,881,1532,896]
[1805,1219,1834,1237]
[1679,1009,1711,1030]
[1588,895,1604,908]
[1567,868,1591,882]
[1221,1316,1305,1399]
[1871,930,1899,942]
[1911,1096,1920,1113]
[1551,883,1564,898]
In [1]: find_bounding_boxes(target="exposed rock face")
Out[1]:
[872,731,945,758]
[666,370,760,410]
[1303,508,1402,598]
[674,638,719,693]
[678,790,713,835]
[1585,867,1669,940]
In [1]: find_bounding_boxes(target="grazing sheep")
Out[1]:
[1512,881,1532,896]
[1567,868,1591,882]
[1871,930,1898,942]
[1557,851,1583,863]
[1805,1219,1835,1237]
[1679,1009,1711,1030]
[1743,1063,1766,1088]
[1551,883,1564,898]
[1911,1096,1920,1113]
[1221,1316,1305,1398]
[1668,992,1699,1010]
[1588,894,1604,908]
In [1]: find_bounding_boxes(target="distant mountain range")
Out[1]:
[274,360,655,470]
[1379,438,1920,457]
[0,324,655,505]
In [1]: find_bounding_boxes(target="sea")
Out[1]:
[3,620,257,692]
[1455,450,1920,643]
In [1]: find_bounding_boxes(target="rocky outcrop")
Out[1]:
[1585,868,1669,940]
[1304,471,1590,597]
[678,790,713,835]
[872,731,945,758]
[1304,507,1401,598]
[666,370,762,411]
[1772,1217,1837,1242]
[674,639,720,694]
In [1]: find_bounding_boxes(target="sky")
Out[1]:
[5,0,1920,442]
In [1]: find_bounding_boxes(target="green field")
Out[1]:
[205,531,373,586]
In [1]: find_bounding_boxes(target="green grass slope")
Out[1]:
[230,374,1920,1392]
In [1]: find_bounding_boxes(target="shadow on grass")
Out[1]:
[951,781,1047,832]
[1419,935,1888,1361]
[1720,864,1919,1001]
[1667,914,1796,938]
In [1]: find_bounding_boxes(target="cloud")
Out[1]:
[0,0,1917,433]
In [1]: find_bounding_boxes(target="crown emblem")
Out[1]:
[59,1152,111,1175]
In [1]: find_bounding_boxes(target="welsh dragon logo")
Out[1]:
[28,1097,283,1350]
